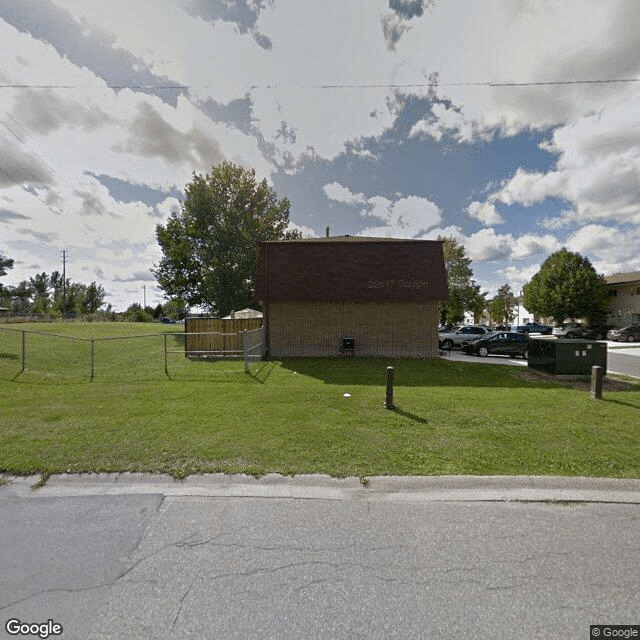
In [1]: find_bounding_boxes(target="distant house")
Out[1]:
[253,236,449,357]
[606,271,640,325]
[221,308,263,320]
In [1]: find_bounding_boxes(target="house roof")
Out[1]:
[606,271,640,285]
[222,308,263,319]
[253,237,449,304]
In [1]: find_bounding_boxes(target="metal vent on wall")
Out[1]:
[340,337,355,352]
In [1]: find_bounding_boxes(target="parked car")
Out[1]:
[161,317,176,324]
[582,324,616,340]
[552,322,586,338]
[461,331,529,359]
[607,325,640,342]
[438,325,492,350]
[513,321,552,336]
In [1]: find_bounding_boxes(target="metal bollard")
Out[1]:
[385,366,395,410]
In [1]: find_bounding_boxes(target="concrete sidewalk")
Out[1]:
[4,472,640,504]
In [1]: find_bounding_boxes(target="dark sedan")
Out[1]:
[461,331,529,359]
[513,321,552,335]
[582,324,616,340]
[607,325,640,342]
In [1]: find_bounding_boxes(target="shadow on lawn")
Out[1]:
[393,407,430,425]
[603,397,640,411]
[277,357,556,389]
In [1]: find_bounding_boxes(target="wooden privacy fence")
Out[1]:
[184,317,262,357]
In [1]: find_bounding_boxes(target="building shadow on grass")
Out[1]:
[277,357,557,389]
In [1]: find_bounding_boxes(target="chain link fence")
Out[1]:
[243,327,264,374]
[0,327,265,381]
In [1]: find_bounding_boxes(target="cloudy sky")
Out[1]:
[1,0,639,311]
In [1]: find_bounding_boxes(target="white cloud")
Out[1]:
[114,101,224,170]
[511,234,560,260]
[503,264,541,291]
[155,196,181,220]
[322,182,443,238]
[566,224,639,267]
[493,168,566,207]
[287,222,318,238]
[421,225,464,241]
[467,201,504,226]
[323,182,366,204]
[465,228,560,264]
[466,228,514,262]
[359,195,442,237]
[410,102,491,143]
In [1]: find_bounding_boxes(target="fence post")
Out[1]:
[89,339,95,381]
[385,366,395,410]
[21,330,26,373]
[591,365,603,400]
[164,333,168,377]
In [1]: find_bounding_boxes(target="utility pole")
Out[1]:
[61,249,66,320]
[143,284,146,309]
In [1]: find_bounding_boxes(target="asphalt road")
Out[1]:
[443,340,640,378]
[607,347,640,378]
[2,474,640,640]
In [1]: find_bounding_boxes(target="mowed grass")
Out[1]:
[1,322,640,480]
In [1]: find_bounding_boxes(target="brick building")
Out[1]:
[253,236,448,357]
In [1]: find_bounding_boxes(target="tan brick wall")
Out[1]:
[267,301,439,357]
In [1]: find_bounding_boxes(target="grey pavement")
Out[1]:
[441,340,640,378]
[2,473,640,640]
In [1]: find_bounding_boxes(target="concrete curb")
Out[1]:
[3,473,640,504]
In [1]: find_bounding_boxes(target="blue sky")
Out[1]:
[1,0,639,310]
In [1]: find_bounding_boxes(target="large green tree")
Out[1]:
[0,252,13,278]
[154,161,300,316]
[438,235,485,324]
[1,267,105,316]
[0,252,14,303]
[490,283,516,326]
[523,248,610,324]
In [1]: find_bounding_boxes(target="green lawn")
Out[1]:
[1,322,640,480]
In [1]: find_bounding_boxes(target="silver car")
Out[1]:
[552,322,585,338]
[438,325,492,350]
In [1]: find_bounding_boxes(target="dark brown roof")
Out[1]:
[253,236,449,303]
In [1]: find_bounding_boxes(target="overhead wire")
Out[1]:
[0,77,638,90]
[1,73,638,290]
[0,112,132,267]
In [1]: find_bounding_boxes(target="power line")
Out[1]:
[0,130,124,267]
[1,111,125,233]
[301,78,640,89]
[0,78,638,90]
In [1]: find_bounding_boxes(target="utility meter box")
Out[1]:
[339,336,355,354]
[528,337,607,375]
